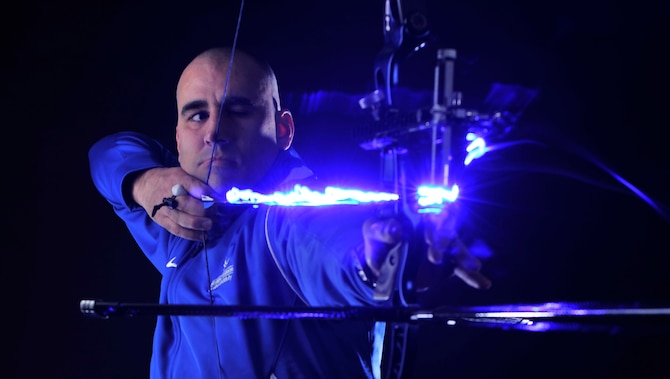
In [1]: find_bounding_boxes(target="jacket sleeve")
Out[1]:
[264,204,397,307]
[88,131,179,272]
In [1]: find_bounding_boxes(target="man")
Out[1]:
[89,46,490,378]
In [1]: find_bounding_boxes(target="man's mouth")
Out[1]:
[202,155,236,167]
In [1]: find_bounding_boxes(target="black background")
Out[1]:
[11,1,670,378]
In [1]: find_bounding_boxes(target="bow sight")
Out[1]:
[358,0,537,204]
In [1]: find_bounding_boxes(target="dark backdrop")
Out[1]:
[11,1,669,378]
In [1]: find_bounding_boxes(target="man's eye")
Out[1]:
[189,111,210,122]
[225,104,253,116]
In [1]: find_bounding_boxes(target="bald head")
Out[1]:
[177,47,280,110]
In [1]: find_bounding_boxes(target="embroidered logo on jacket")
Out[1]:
[210,257,234,290]
[166,257,178,268]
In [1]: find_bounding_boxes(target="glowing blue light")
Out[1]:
[413,42,427,52]
[464,137,487,166]
[209,184,465,213]
[222,185,399,206]
[416,184,459,212]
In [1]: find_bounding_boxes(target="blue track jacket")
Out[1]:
[89,131,398,379]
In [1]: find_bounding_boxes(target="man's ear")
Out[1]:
[175,126,181,154]
[275,109,295,150]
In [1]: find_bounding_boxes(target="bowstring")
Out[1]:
[202,0,245,302]
[205,0,245,186]
[202,1,246,377]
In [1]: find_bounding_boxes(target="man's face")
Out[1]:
[175,56,281,194]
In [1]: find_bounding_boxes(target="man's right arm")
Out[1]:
[88,131,216,241]
[89,131,178,210]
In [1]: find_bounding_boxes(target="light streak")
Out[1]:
[416,184,459,213]
[464,137,487,166]
[222,184,399,206]
[199,184,460,213]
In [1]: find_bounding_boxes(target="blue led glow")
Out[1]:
[200,184,463,214]
[222,184,399,206]
[416,184,459,213]
[464,137,487,166]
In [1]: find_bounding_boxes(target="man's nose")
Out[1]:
[204,119,230,145]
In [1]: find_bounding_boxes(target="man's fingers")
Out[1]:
[172,184,189,196]
[171,183,223,203]
[453,267,492,290]
[362,217,405,277]
[149,195,214,241]
[363,217,404,244]
[450,239,491,289]
[170,206,213,231]
[150,210,204,241]
[429,237,492,290]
